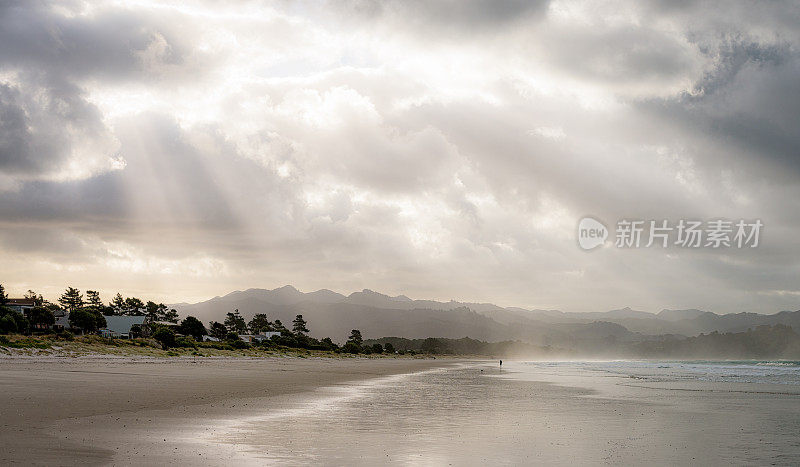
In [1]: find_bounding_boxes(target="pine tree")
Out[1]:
[347,329,363,346]
[224,309,247,334]
[123,297,144,316]
[292,314,309,335]
[86,290,103,308]
[110,293,125,314]
[58,287,84,312]
[24,290,44,306]
[248,313,273,334]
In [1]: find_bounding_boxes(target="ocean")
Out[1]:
[516,360,800,385]
[216,360,800,465]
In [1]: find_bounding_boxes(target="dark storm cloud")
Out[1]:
[0,0,186,80]
[0,77,113,176]
[0,1,195,179]
[0,112,306,258]
[638,42,800,180]
[335,0,549,34]
[0,114,233,225]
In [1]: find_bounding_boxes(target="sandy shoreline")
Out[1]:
[0,356,457,465]
[4,357,799,465]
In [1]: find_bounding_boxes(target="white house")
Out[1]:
[99,316,146,338]
[5,298,37,314]
[239,332,281,343]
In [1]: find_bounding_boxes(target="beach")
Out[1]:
[0,356,451,465]
[2,358,800,465]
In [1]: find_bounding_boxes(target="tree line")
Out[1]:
[0,283,391,355]
[0,284,179,335]
[157,307,382,354]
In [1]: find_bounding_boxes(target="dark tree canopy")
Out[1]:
[68,309,106,333]
[58,287,84,311]
[110,293,125,315]
[209,321,228,340]
[86,290,103,308]
[292,314,309,335]
[153,328,176,350]
[28,306,55,329]
[0,314,17,334]
[273,319,289,334]
[224,309,247,334]
[248,313,273,334]
[24,290,44,306]
[123,297,145,316]
[145,301,179,323]
[348,329,363,346]
[179,316,207,340]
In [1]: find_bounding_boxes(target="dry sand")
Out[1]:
[0,356,452,465]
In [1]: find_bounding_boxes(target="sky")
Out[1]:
[0,0,799,313]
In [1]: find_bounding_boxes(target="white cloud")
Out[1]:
[1,0,799,313]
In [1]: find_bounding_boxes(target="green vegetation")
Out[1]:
[5,282,799,360]
[153,328,176,350]
[178,316,207,340]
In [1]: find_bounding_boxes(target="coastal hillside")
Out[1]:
[173,286,800,344]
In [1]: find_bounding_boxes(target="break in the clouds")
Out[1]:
[0,0,798,312]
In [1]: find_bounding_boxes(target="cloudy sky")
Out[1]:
[1,0,798,312]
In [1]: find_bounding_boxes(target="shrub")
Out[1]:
[28,307,55,331]
[321,337,338,351]
[179,316,207,341]
[0,315,18,334]
[175,337,197,349]
[230,339,249,350]
[198,341,235,351]
[342,342,361,354]
[4,337,50,349]
[225,331,240,342]
[56,329,75,341]
[129,324,143,338]
[68,309,105,333]
[153,328,176,350]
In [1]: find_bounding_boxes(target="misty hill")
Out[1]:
[173,286,641,344]
[365,325,800,360]
[173,285,800,344]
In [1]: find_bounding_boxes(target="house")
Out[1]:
[53,309,70,331]
[5,298,37,314]
[239,332,281,343]
[99,316,146,339]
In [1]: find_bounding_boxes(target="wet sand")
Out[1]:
[3,357,799,465]
[0,356,452,465]
[218,361,800,465]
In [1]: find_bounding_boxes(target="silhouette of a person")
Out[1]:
[500,359,503,367]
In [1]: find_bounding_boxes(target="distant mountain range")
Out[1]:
[172,285,800,345]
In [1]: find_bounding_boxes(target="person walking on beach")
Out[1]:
[500,360,502,367]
